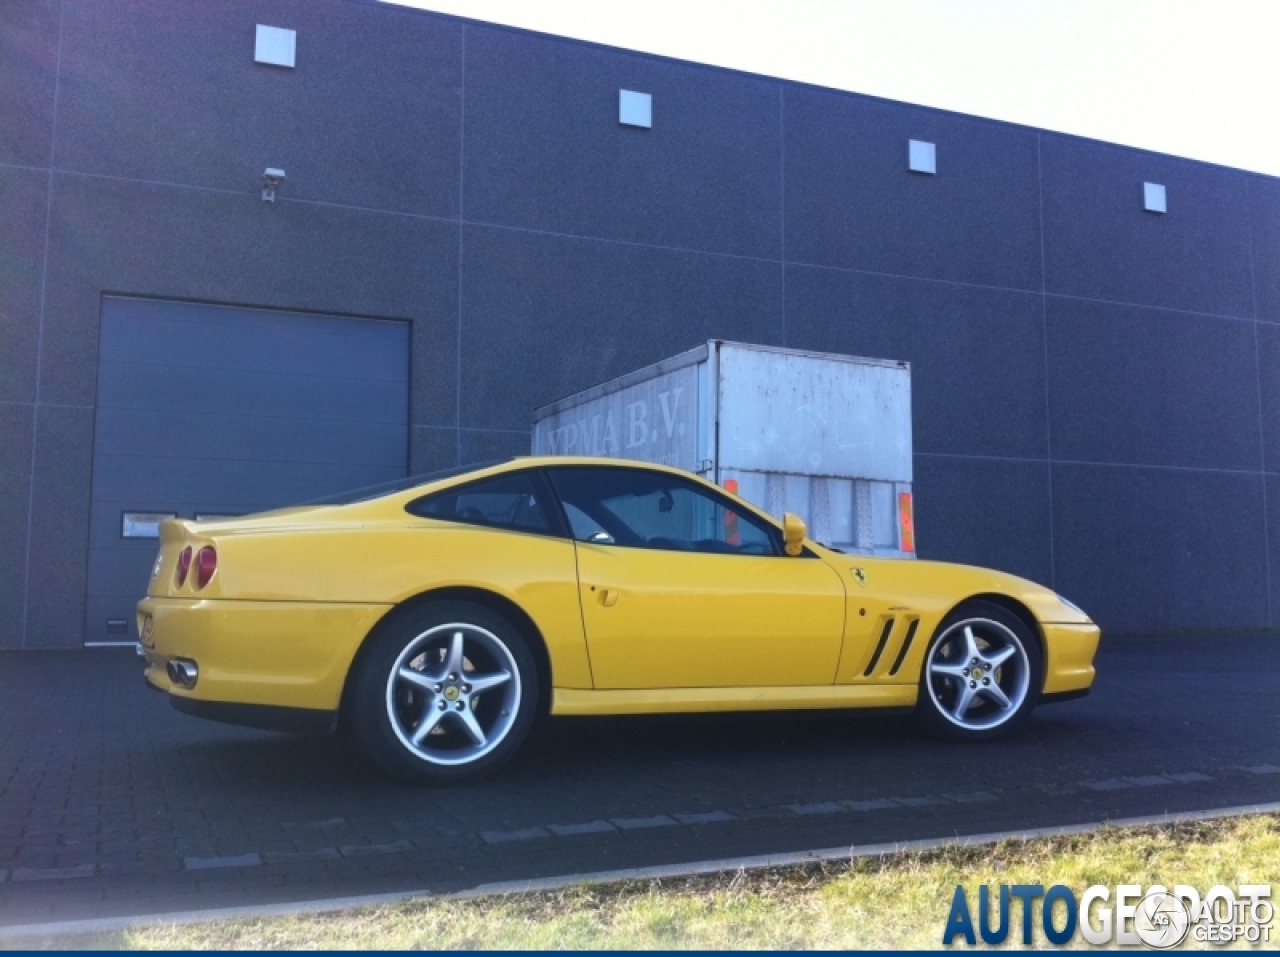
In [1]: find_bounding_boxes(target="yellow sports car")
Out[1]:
[139,457,1099,783]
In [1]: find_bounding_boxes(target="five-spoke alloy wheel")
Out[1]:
[916,600,1042,741]
[351,601,538,783]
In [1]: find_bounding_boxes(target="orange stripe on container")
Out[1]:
[723,479,740,545]
[898,491,916,553]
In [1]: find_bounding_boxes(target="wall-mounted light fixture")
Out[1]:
[1143,182,1167,213]
[619,90,652,129]
[262,168,286,202]
[255,25,296,68]
[908,140,936,174]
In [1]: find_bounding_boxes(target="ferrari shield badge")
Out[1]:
[852,567,868,587]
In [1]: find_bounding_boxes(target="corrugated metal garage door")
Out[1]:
[85,297,410,645]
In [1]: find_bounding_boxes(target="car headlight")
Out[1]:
[1057,594,1086,616]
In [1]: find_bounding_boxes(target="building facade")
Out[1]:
[3,0,1278,648]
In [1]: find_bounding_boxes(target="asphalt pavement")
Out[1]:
[1,634,1278,927]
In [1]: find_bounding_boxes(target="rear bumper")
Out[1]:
[139,596,390,711]
[1041,621,1102,695]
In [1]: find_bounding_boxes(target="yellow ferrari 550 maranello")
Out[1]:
[139,456,1100,783]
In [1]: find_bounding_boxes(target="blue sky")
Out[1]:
[390,0,1280,176]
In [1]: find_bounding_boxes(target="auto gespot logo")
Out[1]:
[942,882,1273,948]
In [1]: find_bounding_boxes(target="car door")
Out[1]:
[545,465,847,689]
[405,468,595,690]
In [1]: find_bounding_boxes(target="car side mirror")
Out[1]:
[782,512,806,556]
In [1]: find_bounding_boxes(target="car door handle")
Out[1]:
[595,587,620,608]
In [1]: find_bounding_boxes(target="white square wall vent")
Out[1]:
[1143,182,1167,213]
[619,90,652,129]
[255,25,296,68]
[908,139,936,174]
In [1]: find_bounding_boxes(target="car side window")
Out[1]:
[547,467,779,556]
[406,472,552,534]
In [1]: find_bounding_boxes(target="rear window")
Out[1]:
[406,472,552,534]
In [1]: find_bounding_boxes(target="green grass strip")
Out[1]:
[22,813,1280,950]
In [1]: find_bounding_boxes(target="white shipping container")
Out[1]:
[532,341,915,557]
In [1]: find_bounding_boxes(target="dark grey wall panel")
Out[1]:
[912,454,1053,587]
[784,88,1041,289]
[0,167,48,404]
[464,25,781,258]
[785,266,1046,459]
[55,0,461,216]
[0,405,35,650]
[1041,135,1253,318]
[412,317,459,430]
[412,426,459,475]
[1047,298,1262,471]
[1251,177,1280,325]
[0,0,59,168]
[1053,464,1270,632]
[1268,476,1280,627]
[460,225,783,431]
[460,428,531,467]
[1259,322,1280,474]
[92,454,397,507]
[25,404,93,649]
[41,174,456,411]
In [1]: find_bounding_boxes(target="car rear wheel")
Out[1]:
[350,601,538,784]
[915,600,1042,741]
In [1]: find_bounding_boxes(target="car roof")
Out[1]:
[319,456,713,508]
[509,456,697,474]
[435,456,710,491]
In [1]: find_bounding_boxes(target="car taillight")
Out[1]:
[176,546,193,586]
[195,546,217,589]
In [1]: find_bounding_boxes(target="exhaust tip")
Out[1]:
[166,658,199,689]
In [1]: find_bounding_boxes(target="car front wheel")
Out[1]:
[915,600,1042,741]
[350,601,538,783]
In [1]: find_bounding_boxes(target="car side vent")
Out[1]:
[863,617,896,677]
[888,618,920,676]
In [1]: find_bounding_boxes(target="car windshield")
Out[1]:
[305,460,511,506]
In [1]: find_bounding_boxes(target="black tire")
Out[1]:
[349,601,539,784]
[915,600,1043,742]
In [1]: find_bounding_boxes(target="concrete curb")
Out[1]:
[3,800,1279,943]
